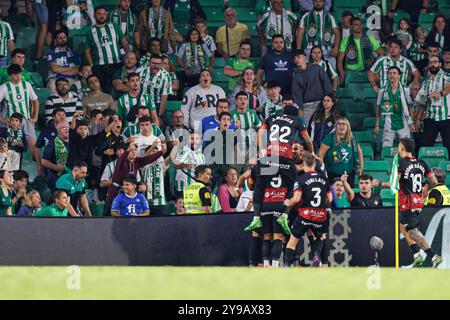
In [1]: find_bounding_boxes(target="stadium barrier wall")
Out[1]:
[0,207,448,267]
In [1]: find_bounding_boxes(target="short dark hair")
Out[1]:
[123,176,138,186]
[284,104,299,116]
[87,74,99,83]
[150,54,163,61]
[400,137,415,153]
[235,91,248,100]
[55,78,69,85]
[102,108,115,118]
[127,72,140,81]
[193,17,206,26]
[138,116,152,124]
[54,190,68,200]
[13,170,29,181]
[195,165,210,177]
[10,112,23,122]
[80,64,91,71]
[293,49,306,57]
[240,39,252,47]
[359,174,373,182]
[73,160,88,169]
[76,119,89,128]
[54,29,68,39]
[7,64,22,75]
[149,36,162,44]
[90,109,103,119]
[350,17,362,25]
[52,107,66,117]
[94,6,107,13]
[388,66,401,74]
[218,111,232,121]
[216,98,229,107]
[389,37,402,48]
[266,81,280,89]
[272,34,284,42]
[428,41,440,49]
[282,94,293,101]
[11,48,26,58]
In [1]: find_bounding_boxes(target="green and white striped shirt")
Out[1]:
[86,23,125,65]
[370,55,417,88]
[117,92,156,124]
[0,20,14,57]
[317,59,338,79]
[231,108,262,130]
[173,146,205,192]
[415,70,450,122]
[143,68,173,105]
[0,80,37,119]
[261,95,283,120]
[140,158,167,206]
[70,81,91,101]
[122,122,165,141]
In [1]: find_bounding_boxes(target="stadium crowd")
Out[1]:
[0,0,448,220]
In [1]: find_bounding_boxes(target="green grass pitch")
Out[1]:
[1,267,450,299]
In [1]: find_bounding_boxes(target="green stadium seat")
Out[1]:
[353,131,373,147]
[337,87,355,101]
[30,72,44,88]
[166,101,182,112]
[90,202,105,217]
[30,175,48,193]
[15,27,37,50]
[35,88,52,115]
[164,202,176,215]
[419,146,449,168]
[362,117,377,131]
[380,188,395,204]
[393,12,411,32]
[364,160,391,175]
[362,87,378,108]
[418,13,436,30]
[347,113,372,131]
[212,69,228,82]
[344,101,373,114]
[361,145,374,161]
[381,146,398,163]
[214,58,227,68]
[345,72,368,85]
[333,0,365,9]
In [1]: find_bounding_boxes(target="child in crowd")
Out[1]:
[70,64,92,101]
[260,81,283,121]
[396,18,413,57]
[194,18,217,61]
[408,27,429,75]
[0,113,27,163]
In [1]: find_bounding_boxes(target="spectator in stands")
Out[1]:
[297,0,340,67]
[229,67,267,114]
[223,41,254,92]
[135,0,176,56]
[318,117,363,187]
[257,35,295,96]
[99,143,129,199]
[181,69,226,131]
[387,0,428,24]
[82,75,117,119]
[95,116,124,171]
[201,98,236,138]
[62,0,95,28]
[261,81,283,120]
[70,64,92,101]
[375,66,414,148]
[33,190,69,217]
[415,56,450,154]
[340,10,353,39]
[218,166,242,213]
[0,49,33,85]
[292,49,332,125]
[0,8,15,67]
[84,6,129,94]
[129,116,162,157]
[0,169,13,216]
[122,105,165,143]
[142,54,173,126]
[216,8,250,60]
[41,120,70,190]
[368,38,420,94]
[177,28,213,87]
[138,37,163,67]
[330,177,350,209]
[338,17,384,87]
[165,110,191,150]
[426,167,450,206]
[27,0,49,62]
[173,195,185,215]
[45,78,83,124]
[109,0,137,52]
[46,29,81,94]
[111,176,150,216]
[17,190,42,217]
[171,132,205,197]
[444,47,450,74]
[195,18,216,62]
[55,160,92,217]
[343,173,383,208]
[257,0,297,55]
[183,164,212,214]
[308,94,339,152]
[162,54,180,97]
[421,42,442,76]
[34,107,66,174]
[0,64,39,157]
[409,27,429,76]
[296,0,332,12]
[310,45,338,93]
[230,91,262,140]
[11,170,29,214]
[116,73,157,127]
[0,113,27,164]
[235,171,254,212]
[426,14,448,50]
[111,51,138,99]
[104,141,165,215]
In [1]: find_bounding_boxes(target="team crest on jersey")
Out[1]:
[102,34,111,45]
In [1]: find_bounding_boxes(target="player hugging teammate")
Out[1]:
[244,102,331,267]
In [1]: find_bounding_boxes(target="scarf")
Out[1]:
[345,33,373,70]
[306,9,333,48]
[6,127,23,145]
[185,42,205,70]
[265,9,293,49]
[426,70,445,108]
[54,135,68,169]
[110,8,135,40]
[148,6,165,39]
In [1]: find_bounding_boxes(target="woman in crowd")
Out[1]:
[308,95,340,152]
[229,67,267,113]
[426,14,448,50]
[177,28,213,87]
[0,170,13,216]
[217,166,242,213]
[17,191,43,217]
[318,117,363,188]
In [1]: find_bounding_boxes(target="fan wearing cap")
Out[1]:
[111,176,150,216]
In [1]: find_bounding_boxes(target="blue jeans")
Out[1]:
[31,1,49,24]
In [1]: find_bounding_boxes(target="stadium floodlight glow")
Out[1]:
[370,236,384,267]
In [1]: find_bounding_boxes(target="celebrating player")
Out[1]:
[283,153,332,267]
